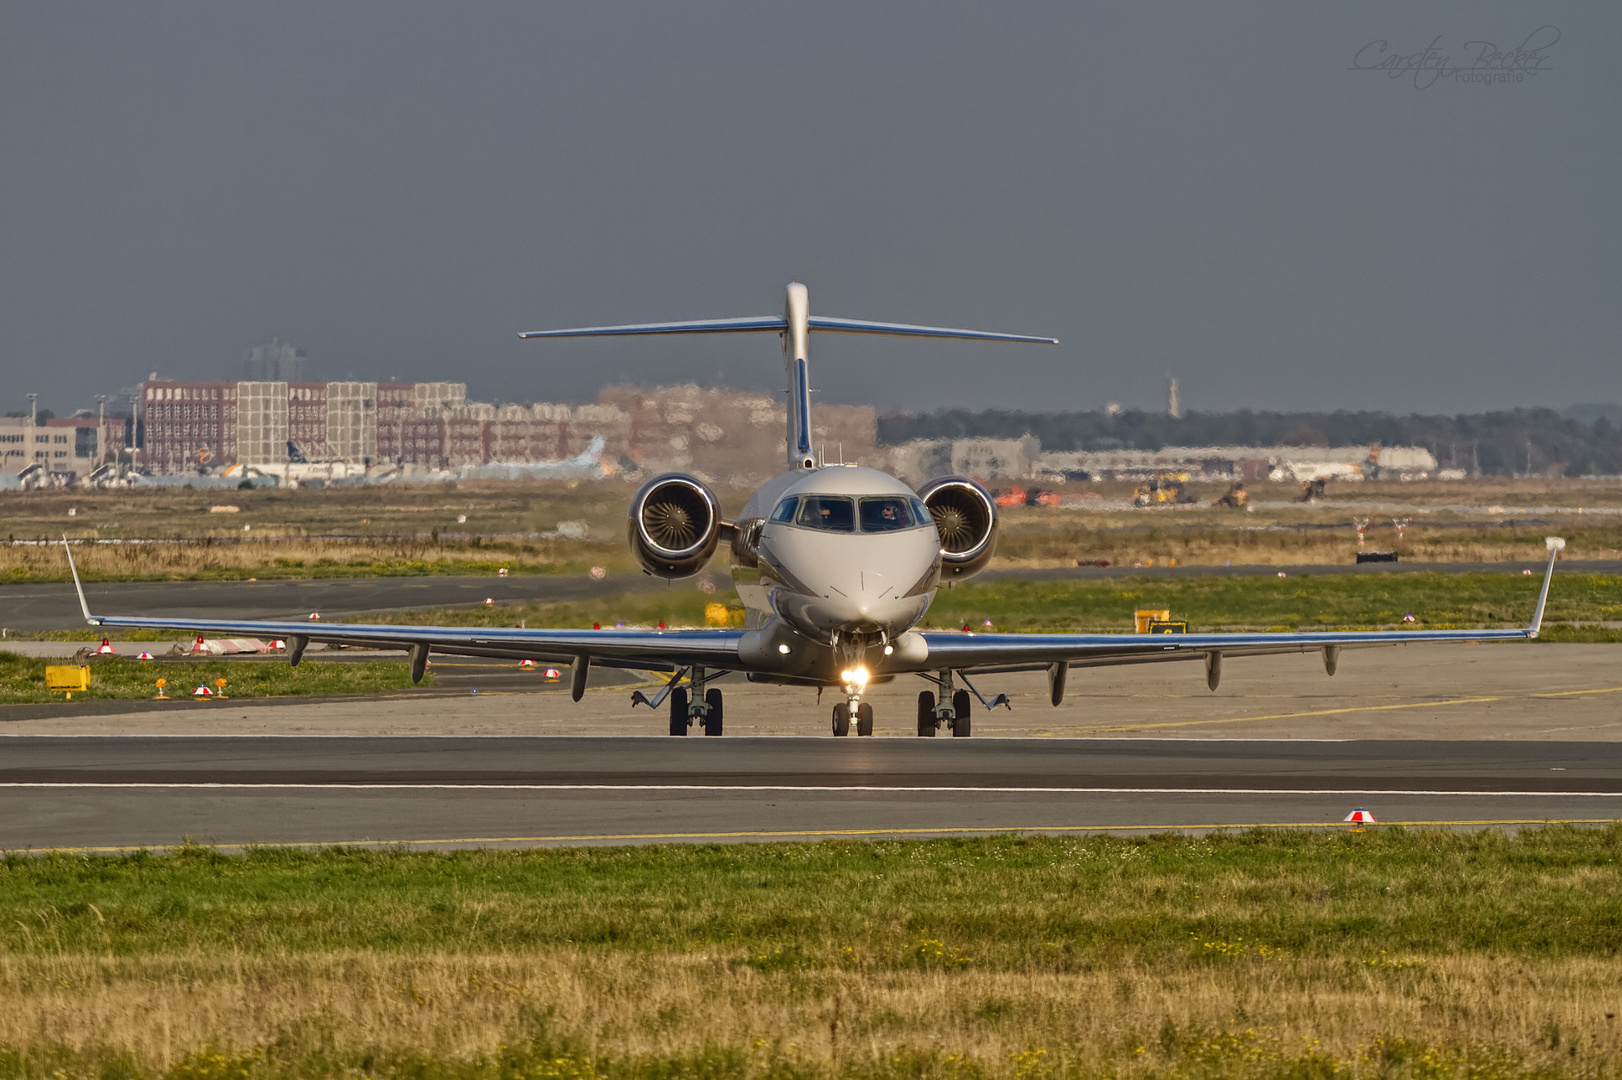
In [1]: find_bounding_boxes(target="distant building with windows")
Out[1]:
[135,378,878,483]
[0,414,128,481]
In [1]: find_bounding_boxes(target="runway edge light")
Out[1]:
[1344,808,1377,823]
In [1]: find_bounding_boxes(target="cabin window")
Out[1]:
[796,495,855,532]
[769,497,799,523]
[858,496,915,532]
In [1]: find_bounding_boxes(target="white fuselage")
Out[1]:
[732,465,942,683]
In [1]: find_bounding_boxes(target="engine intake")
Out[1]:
[917,475,998,579]
[629,473,724,579]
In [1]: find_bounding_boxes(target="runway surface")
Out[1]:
[3,736,1618,851]
[9,559,1618,631]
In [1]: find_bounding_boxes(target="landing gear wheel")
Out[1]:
[668,687,689,736]
[856,702,874,737]
[832,702,851,737]
[916,691,936,737]
[951,690,973,738]
[703,688,723,736]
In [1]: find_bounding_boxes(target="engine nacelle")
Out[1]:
[628,473,725,579]
[917,475,999,579]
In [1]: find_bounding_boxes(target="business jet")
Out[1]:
[65,282,1563,737]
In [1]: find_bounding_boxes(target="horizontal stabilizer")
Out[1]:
[518,317,785,339]
[520,314,1057,344]
[808,316,1057,345]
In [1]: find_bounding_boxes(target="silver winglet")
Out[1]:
[61,535,98,625]
[1527,537,1564,639]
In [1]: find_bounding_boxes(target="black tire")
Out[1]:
[952,709,971,737]
[704,688,723,736]
[917,691,936,737]
[856,702,874,737]
[668,687,689,736]
[952,690,972,737]
[831,702,850,737]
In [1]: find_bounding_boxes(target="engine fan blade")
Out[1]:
[644,500,700,548]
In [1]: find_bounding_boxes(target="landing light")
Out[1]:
[839,666,869,687]
[777,643,791,654]
[882,644,893,656]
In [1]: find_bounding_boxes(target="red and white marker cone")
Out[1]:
[542,667,561,681]
[484,597,495,605]
[190,635,207,654]
[308,613,321,621]
[136,651,154,660]
[519,659,536,669]
[1344,808,1377,824]
[96,637,115,655]
[192,684,213,698]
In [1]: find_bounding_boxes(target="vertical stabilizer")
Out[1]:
[518,286,1054,473]
[783,283,813,470]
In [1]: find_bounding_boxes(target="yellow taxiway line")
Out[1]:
[1075,695,1504,735]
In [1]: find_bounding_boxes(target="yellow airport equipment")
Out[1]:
[214,678,229,699]
[154,678,169,700]
[1134,609,1171,633]
[46,665,91,700]
[1147,620,1189,634]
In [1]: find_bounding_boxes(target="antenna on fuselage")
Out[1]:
[519,283,1058,471]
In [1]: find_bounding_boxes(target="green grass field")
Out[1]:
[0,652,426,704]
[1,829,1620,1079]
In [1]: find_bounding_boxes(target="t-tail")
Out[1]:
[519,282,1057,470]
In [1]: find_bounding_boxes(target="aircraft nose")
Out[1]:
[830,570,892,614]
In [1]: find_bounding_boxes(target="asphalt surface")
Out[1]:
[8,560,1619,632]
[3,736,1617,850]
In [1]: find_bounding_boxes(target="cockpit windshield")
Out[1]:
[776,494,926,533]
[796,495,855,532]
[857,496,914,532]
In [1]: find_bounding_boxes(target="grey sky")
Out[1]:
[2,3,1617,418]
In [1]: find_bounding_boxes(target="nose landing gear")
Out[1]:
[832,700,875,736]
[831,636,877,736]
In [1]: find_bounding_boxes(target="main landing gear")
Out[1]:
[916,689,973,737]
[915,669,975,737]
[666,667,724,736]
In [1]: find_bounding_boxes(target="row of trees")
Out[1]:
[876,408,1622,477]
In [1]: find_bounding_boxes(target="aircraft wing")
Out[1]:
[83,614,743,672]
[919,540,1563,676]
[60,539,741,683]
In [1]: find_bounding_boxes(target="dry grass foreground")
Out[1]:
[2,829,1622,1079]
